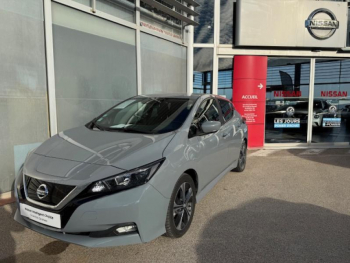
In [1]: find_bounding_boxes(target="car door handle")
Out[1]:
[222,132,229,138]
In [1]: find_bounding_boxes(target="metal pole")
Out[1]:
[212,0,220,95]
[44,0,58,136]
[307,58,315,145]
[186,4,194,95]
[136,0,142,95]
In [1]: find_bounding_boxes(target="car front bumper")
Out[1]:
[14,183,170,247]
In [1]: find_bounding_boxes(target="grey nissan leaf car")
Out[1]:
[14,94,248,247]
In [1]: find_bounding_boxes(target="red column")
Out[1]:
[232,56,267,148]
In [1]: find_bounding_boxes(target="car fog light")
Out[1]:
[116,224,137,234]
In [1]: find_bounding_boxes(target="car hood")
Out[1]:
[30,126,175,177]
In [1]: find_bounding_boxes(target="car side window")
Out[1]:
[218,99,234,122]
[189,99,220,138]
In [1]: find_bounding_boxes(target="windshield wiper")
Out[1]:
[122,128,154,134]
[88,119,108,131]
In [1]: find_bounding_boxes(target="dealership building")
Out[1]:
[1,0,350,197]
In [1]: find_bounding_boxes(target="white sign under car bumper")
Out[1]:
[20,203,61,229]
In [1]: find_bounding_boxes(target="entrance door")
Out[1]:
[311,59,350,145]
[265,58,311,144]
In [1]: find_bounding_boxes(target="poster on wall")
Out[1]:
[322,118,341,127]
[274,118,301,128]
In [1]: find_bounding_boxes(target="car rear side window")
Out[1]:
[218,99,234,122]
[189,99,220,138]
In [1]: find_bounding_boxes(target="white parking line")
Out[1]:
[249,150,279,157]
[299,149,326,155]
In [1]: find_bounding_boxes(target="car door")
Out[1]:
[218,99,242,164]
[188,98,228,190]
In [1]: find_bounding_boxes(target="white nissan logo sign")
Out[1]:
[305,8,339,40]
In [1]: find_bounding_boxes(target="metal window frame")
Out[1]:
[307,58,316,144]
[44,0,57,136]
[136,0,142,95]
[212,0,220,95]
[187,3,194,95]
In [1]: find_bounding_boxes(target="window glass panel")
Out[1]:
[194,0,214,43]
[194,48,213,94]
[312,59,350,144]
[52,3,137,132]
[265,58,310,143]
[140,1,182,39]
[96,0,135,23]
[189,99,220,137]
[141,33,187,94]
[218,58,233,99]
[0,0,49,193]
[218,99,234,122]
[73,0,91,6]
[220,0,235,44]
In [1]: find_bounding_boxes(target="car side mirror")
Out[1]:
[201,121,221,134]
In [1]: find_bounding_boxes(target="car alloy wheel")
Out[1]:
[173,182,193,230]
[165,173,196,238]
[233,141,247,172]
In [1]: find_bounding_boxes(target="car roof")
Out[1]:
[136,93,231,101]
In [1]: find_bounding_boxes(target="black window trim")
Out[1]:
[217,97,235,123]
[188,96,224,138]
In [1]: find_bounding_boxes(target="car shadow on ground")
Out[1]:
[0,202,63,263]
[286,149,350,169]
[196,198,350,263]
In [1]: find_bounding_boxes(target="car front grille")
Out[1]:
[25,175,75,206]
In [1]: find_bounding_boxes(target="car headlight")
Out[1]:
[88,158,165,194]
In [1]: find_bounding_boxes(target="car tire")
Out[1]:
[233,140,247,173]
[165,173,196,238]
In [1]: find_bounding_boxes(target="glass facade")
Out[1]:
[141,33,187,94]
[193,48,213,94]
[194,1,350,147]
[264,58,350,145]
[220,0,235,44]
[0,0,49,193]
[52,2,137,132]
[218,58,233,100]
[73,0,91,6]
[96,0,135,22]
[312,59,350,143]
[140,1,182,39]
[194,0,214,43]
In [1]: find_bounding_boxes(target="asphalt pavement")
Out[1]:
[1,148,350,263]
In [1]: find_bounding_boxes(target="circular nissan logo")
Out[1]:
[37,184,49,199]
[305,8,339,40]
[286,106,295,117]
[329,105,337,114]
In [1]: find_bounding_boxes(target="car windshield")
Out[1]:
[91,97,196,134]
